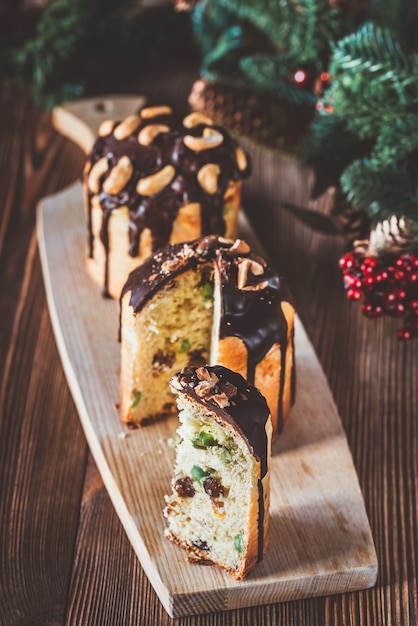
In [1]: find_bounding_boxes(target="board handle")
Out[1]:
[52,94,148,155]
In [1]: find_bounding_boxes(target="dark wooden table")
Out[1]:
[1,70,417,625]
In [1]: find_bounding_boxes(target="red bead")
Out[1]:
[339,255,351,270]
[397,328,411,341]
[344,274,356,288]
[347,288,361,300]
[294,69,307,84]
[361,303,382,318]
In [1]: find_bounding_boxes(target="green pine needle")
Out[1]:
[341,159,418,238]
[192,0,342,107]
[239,54,317,105]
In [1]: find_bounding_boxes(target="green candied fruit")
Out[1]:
[220,447,233,464]
[130,390,142,408]
[234,533,243,554]
[223,205,230,216]
[191,465,211,483]
[200,281,214,302]
[191,431,216,449]
[179,338,192,354]
[199,268,214,302]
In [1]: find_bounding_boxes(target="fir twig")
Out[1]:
[341,159,418,240]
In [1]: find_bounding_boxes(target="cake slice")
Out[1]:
[119,235,295,435]
[164,365,272,580]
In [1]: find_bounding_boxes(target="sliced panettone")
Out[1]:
[164,365,272,580]
[119,236,295,436]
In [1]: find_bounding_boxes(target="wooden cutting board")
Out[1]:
[36,97,377,618]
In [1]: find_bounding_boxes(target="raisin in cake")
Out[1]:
[119,235,295,436]
[83,105,250,298]
[164,365,272,580]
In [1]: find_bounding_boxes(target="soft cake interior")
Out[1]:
[164,393,260,577]
[119,253,294,432]
[120,263,217,424]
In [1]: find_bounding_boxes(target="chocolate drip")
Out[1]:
[173,365,270,561]
[86,112,250,295]
[121,236,294,428]
[257,478,265,562]
[217,252,288,382]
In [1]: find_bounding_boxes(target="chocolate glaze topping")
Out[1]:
[85,107,250,296]
[171,364,270,561]
[121,235,295,430]
[172,365,269,475]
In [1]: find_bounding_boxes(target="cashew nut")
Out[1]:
[113,115,141,140]
[184,127,224,151]
[137,124,170,146]
[87,157,109,194]
[140,105,173,119]
[197,163,220,195]
[102,156,133,195]
[136,165,175,196]
[183,112,214,128]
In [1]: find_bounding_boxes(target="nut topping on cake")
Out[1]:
[98,119,115,137]
[195,371,219,397]
[137,124,170,146]
[102,156,133,195]
[113,114,141,140]
[140,105,173,119]
[211,393,230,408]
[237,258,266,290]
[235,146,248,171]
[87,157,109,194]
[197,163,221,195]
[229,239,250,256]
[219,381,237,398]
[196,366,212,381]
[136,165,176,196]
[161,257,183,274]
[183,112,214,128]
[184,128,224,151]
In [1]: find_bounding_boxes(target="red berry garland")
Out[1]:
[339,250,418,340]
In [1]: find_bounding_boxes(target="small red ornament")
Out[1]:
[339,249,418,340]
[294,69,307,84]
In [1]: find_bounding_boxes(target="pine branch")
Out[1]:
[326,23,418,140]
[10,0,137,108]
[368,115,418,171]
[191,0,343,106]
[201,25,248,73]
[341,159,418,238]
[239,55,317,105]
[213,0,341,56]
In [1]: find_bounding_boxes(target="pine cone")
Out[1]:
[368,216,415,257]
[188,79,312,153]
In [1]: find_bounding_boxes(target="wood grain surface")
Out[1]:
[0,66,417,625]
[37,180,377,617]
